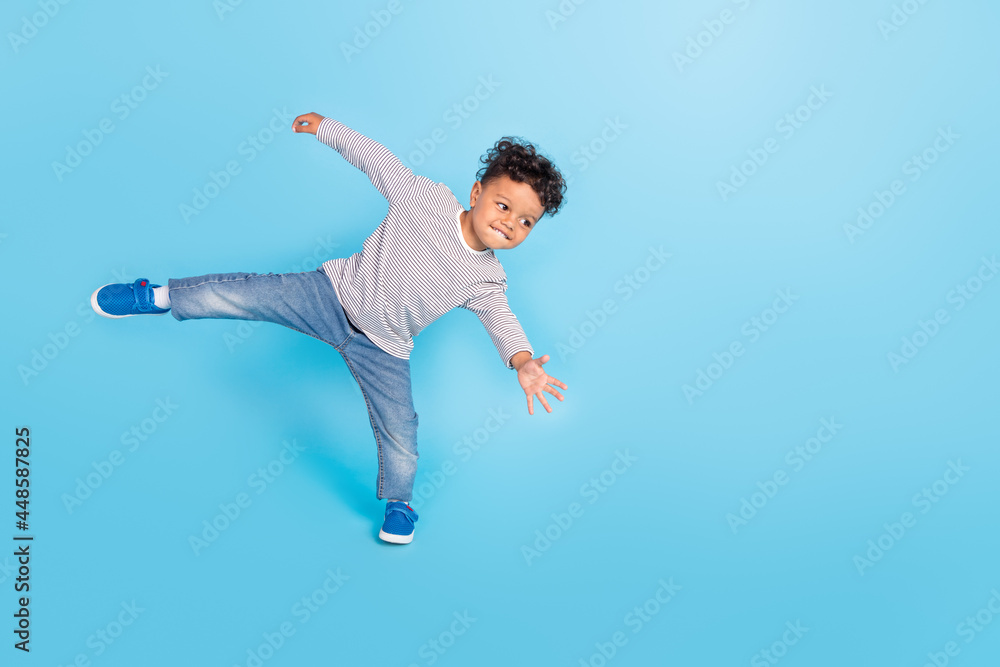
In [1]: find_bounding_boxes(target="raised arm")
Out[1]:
[293,112,428,204]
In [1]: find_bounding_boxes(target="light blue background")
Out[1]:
[2,0,998,665]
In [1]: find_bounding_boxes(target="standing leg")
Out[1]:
[338,331,420,503]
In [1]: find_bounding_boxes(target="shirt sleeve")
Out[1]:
[461,281,534,370]
[316,117,430,204]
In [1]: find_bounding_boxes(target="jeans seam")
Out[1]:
[289,324,350,350]
[333,328,354,352]
[340,351,386,499]
[170,275,258,291]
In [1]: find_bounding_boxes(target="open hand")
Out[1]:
[517,354,567,415]
[292,112,326,135]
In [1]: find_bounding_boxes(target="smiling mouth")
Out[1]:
[490,225,510,240]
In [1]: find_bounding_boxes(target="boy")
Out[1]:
[90,112,568,544]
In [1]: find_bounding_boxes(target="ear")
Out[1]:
[469,181,482,207]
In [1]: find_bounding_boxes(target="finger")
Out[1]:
[537,354,550,364]
[544,385,565,402]
[537,391,552,413]
[526,394,534,415]
[547,375,568,390]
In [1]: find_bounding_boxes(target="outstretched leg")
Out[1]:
[167,270,355,349]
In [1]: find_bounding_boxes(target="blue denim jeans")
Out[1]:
[167,269,419,502]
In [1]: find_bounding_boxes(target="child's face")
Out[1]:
[467,175,545,250]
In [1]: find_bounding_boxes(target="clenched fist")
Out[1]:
[292,112,326,135]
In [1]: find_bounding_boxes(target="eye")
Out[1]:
[497,202,508,211]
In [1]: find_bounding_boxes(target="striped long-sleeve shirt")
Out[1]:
[316,117,533,370]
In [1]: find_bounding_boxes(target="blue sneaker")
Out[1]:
[91,278,169,318]
[379,501,418,544]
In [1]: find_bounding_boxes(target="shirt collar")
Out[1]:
[454,208,491,255]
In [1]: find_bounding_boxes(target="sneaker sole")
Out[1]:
[378,529,414,544]
[91,284,168,319]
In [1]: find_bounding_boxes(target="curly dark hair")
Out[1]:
[476,137,566,218]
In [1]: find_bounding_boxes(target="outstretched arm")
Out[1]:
[293,112,429,204]
[462,282,534,371]
[462,283,567,415]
